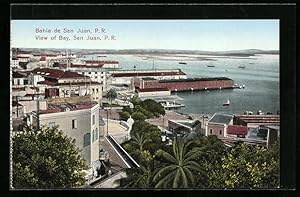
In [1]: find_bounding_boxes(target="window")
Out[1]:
[96,88,99,93]
[83,133,91,147]
[95,128,98,140]
[49,122,55,129]
[219,130,222,135]
[92,130,95,142]
[88,72,91,74]
[210,129,212,134]
[95,72,98,74]
[92,114,95,125]
[17,79,20,85]
[24,80,28,85]
[72,119,77,129]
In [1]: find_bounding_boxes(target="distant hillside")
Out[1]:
[14,48,279,57]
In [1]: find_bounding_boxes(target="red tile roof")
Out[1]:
[13,71,28,78]
[32,68,86,79]
[227,125,248,135]
[234,115,280,124]
[39,101,98,114]
[37,80,100,86]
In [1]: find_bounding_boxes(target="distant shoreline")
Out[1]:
[14,48,279,57]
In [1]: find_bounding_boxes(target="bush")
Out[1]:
[131,112,147,121]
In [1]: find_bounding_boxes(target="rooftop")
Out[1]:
[39,101,98,114]
[208,113,233,125]
[40,56,46,61]
[234,115,280,124]
[159,77,232,83]
[85,60,119,64]
[111,70,186,78]
[13,71,29,78]
[137,88,170,92]
[37,80,100,86]
[32,67,86,79]
[227,125,248,135]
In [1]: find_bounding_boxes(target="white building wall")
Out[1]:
[38,104,100,166]
[138,90,171,97]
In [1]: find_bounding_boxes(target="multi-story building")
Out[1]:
[64,63,108,93]
[29,67,102,103]
[12,71,30,86]
[11,57,20,68]
[28,101,100,166]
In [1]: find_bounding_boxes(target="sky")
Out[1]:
[11,20,279,51]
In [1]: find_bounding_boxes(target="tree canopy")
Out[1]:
[106,88,117,104]
[12,126,86,189]
[120,98,165,121]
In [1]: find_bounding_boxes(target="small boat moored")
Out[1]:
[223,99,230,106]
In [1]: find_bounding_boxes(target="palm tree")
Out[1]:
[131,132,152,152]
[117,164,153,188]
[106,88,117,107]
[153,135,204,188]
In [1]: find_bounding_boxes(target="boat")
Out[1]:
[249,62,254,64]
[207,65,215,67]
[160,101,185,109]
[223,99,230,106]
[97,55,107,57]
[238,65,246,68]
[179,62,187,65]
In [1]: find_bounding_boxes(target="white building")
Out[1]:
[67,66,107,92]
[136,88,171,97]
[108,69,187,86]
[16,54,33,63]
[29,101,100,166]
[29,67,103,103]
[85,60,119,69]
[11,57,19,68]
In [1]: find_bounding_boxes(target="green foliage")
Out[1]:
[153,135,205,188]
[12,126,86,189]
[120,111,131,120]
[120,98,165,120]
[131,112,147,121]
[106,88,117,104]
[140,99,165,117]
[208,143,279,188]
[131,132,152,152]
[120,126,279,189]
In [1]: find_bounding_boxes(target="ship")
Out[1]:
[238,65,246,68]
[179,62,187,65]
[223,99,230,106]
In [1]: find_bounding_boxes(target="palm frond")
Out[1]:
[153,165,177,182]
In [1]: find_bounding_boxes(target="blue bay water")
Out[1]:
[90,54,279,115]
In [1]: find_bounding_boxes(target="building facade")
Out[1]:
[205,113,234,138]
[30,102,100,166]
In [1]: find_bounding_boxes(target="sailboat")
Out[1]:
[223,99,230,106]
